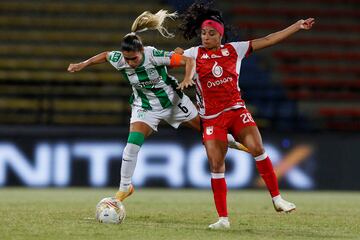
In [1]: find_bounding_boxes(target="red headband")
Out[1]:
[201,20,224,36]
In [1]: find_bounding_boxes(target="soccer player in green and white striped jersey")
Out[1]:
[107,46,186,112]
[68,10,249,203]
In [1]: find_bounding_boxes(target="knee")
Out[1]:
[249,143,265,157]
[209,157,225,173]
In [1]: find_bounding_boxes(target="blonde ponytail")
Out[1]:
[131,10,177,38]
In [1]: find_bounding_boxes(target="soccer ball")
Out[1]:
[95,197,126,224]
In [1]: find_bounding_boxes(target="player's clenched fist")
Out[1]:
[67,62,86,72]
[298,18,315,30]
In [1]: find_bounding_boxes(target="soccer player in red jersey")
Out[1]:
[68,10,249,204]
[177,2,315,229]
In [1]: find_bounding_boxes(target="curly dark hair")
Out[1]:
[179,1,227,41]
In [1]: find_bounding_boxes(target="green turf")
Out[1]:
[0,188,359,240]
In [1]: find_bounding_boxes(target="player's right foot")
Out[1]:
[208,217,230,230]
[273,197,296,213]
[115,184,134,201]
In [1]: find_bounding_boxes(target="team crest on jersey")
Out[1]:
[201,53,210,59]
[206,126,214,135]
[221,48,230,56]
[147,69,158,78]
[137,109,146,119]
[212,61,223,78]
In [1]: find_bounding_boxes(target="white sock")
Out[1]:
[272,195,282,202]
[219,217,229,222]
[119,143,141,191]
[211,172,225,179]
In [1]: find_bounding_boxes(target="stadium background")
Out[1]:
[0,0,359,191]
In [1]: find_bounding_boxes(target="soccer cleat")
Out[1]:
[228,141,250,153]
[115,184,135,201]
[273,197,296,213]
[208,218,230,230]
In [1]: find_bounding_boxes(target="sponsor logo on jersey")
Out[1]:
[153,49,171,57]
[207,76,233,88]
[201,53,210,59]
[206,126,214,135]
[221,48,230,56]
[212,61,223,78]
[110,52,122,62]
[135,77,161,88]
[211,54,222,58]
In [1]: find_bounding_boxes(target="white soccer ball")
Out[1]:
[95,197,126,224]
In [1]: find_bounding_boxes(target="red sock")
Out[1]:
[211,176,228,217]
[255,153,280,197]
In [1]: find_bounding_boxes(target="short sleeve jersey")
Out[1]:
[107,46,183,111]
[184,41,252,119]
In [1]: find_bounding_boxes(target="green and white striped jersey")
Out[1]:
[107,46,183,111]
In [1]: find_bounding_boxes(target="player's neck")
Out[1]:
[205,45,221,52]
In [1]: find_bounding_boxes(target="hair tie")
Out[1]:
[135,28,148,33]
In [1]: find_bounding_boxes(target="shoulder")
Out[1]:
[226,41,252,58]
[145,46,173,67]
[225,41,250,51]
[145,46,172,58]
[227,41,250,50]
[107,51,123,63]
[183,46,200,58]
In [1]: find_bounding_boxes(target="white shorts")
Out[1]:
[130,95,198,131]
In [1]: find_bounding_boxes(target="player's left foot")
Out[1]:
[208,217,230,230]
[273,196,296,213]
[115,184,134,201]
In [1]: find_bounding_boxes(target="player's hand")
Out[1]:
[177,78,195,90]
[174,47,184,55]
[298,18,315,30]
[67,62,86,72]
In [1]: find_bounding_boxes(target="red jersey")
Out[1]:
[184,41,252,119]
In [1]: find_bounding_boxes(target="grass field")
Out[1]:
[0,188,359,240]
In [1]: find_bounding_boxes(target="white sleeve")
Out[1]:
[148,47,173,66]
[183,47,198,59]
[229,41,252,59]
[107,51,125,69]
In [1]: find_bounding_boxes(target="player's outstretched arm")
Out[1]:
[169,53,195,90]
[251,18,315,51]
[67,51,109,73]
[179,55,195,90]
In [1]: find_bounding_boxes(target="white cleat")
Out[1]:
[208,217,230,230]
[273,197,296,213]
[228,141,250,153]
